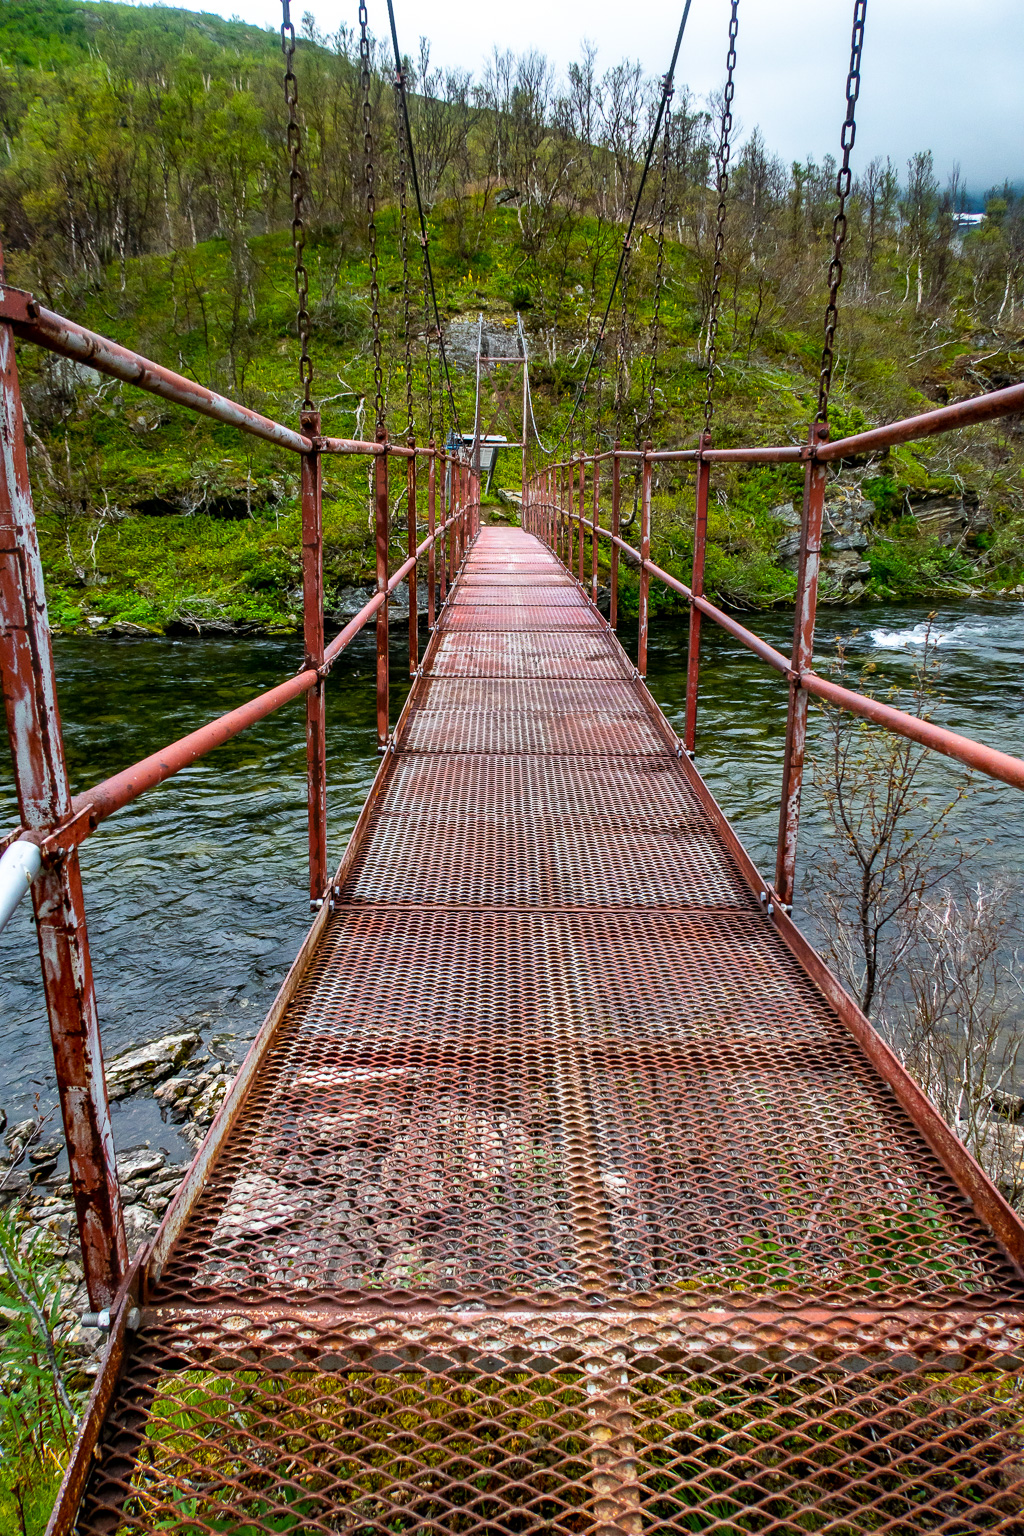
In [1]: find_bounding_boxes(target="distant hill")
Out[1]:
[0,0,276,69]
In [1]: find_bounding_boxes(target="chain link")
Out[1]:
[394,69,416,443]
[614,242,631,443]
[641,99,672,443]
[702,0,739,439]
[359,1,385,433]
[817,0,867,424]
[280,0,313,411]
[421,245,436,442]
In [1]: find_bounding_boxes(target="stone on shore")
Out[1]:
[104,1031,202,1100]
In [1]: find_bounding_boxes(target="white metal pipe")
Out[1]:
[0,838,41,933]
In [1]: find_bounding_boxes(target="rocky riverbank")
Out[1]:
[0,1029,238,1375]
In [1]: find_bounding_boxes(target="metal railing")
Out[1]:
[0,280,481,1308]
[523,380,1024,912]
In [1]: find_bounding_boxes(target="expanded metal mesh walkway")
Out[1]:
[75,528,1024,1534]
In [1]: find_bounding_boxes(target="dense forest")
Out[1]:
[1,0,1023,633]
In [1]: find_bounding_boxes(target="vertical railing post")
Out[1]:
[775,422,829,908]
[591,455,599,606]
[638,441,652,677]
[683,432,712,757]
[427,441,436,629]
[610,442,621,630]
[546,469,552,549]
[441,453,450,602]
[0,309,127,1307]
[374,429,390,750]
[300,408,327,904]
[577,456,586,586]
[407,440,418,675]
[565,463,573,573]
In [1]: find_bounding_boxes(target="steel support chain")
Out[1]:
[702,0,739,438]
[359,1,385,433]
[385,0,463,440]
[394,72,416,443]
[817,0,868,424]
[553,0,695,450]
[280,0,314,412]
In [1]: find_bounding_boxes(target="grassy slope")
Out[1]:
[17,213,1018,636]
[4,4,1021,631]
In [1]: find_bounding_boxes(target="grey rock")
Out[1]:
[5,1117,37,1155]
[992,1089,1024,1121]
[771,501,800,527]
[829,531,869,552]
[105,1031,202,1100]
[116,1149,165,1181]
[29,1139,64,1165]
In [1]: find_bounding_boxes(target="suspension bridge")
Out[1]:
[2,0,1024,1531]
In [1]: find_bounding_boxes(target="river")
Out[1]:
[1,599,1021,1147]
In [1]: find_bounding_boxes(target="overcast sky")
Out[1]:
[178,0,1021,198]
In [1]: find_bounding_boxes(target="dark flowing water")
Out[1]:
[1,600,1021,1137]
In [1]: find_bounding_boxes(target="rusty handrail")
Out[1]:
[16,514,459,861]
[538,378,1024,474]
[559,514,1024,794]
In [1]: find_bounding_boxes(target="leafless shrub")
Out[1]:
[809,627,969,1018]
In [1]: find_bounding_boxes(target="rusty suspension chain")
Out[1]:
[280,0,313,412]
[702,0,739,439]
[553,0,695,450]
[385,0,463,442]
[817,0,868,424]
[394,72,416,442]
[359,1,385,434]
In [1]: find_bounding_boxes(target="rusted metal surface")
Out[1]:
[591,456,600,604]
[0,312,127,1307]
[427,441,436,629]
[776,423,828,908]
[59,526,1024,1534]
[301,409,327,904]
[638,442,652,676]
[407,443,418,675]
[610,443,621,629]
[684,436,710,754]
[4,293,313,455]
[375,430,390,748]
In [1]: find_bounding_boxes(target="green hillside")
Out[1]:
[0,0,1021,636]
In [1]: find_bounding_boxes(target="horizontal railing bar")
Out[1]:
[37,515,458,851]
[802,672,1024,788]
[3,290,474,467]
[817,380,1024,460]
[582,521,1024,788]
[541,382,1023,473]
[9,301,313,455]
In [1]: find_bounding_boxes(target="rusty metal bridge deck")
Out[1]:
[71,528,1024,1535]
